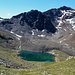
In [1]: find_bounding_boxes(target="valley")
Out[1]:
[0,6,75,75]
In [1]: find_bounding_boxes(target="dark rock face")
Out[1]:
[58,6,73,10]
[44,8,62,19]
[0,6,74,34]
[13,10,57,33]
[0,10,57,34]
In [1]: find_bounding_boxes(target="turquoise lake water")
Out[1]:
[18,50,55,62]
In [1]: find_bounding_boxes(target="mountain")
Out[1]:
[0,10,57,35]
[0,6,75,71]
[0,28,20,50]
[0,6,75,56]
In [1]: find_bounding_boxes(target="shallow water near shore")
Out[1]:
[18,50,55,62]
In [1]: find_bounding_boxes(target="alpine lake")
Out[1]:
[18,50,55,62]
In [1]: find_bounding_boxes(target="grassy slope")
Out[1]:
[0,45,74,75]
[0,57,75,75]
[52,50,69,61]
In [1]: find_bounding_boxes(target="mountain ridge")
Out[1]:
[0,6,75,56]
[0,6,75,70]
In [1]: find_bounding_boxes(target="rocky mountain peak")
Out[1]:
[0,6,75,36]
[58,6,73,10]
[0,6,75,56]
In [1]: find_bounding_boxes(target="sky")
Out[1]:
[0,0,75,18]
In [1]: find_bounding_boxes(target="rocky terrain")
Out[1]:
[0,6,75,55]
[0,6,75,70]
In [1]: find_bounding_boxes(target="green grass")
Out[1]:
[0,46,45,69]
[48,50,69,62]
[0,46,75,75]
[0,57,75,75]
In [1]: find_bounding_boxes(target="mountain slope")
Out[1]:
[0,57,75,75]
[0,6,75,56]
[0,6,75,75]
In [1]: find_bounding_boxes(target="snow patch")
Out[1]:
[64,29,67,31]
[36,29,38,32]
[66,18,75,31]
[0,19,3,21]
[70,33,73,36]
[66,19,72,24]
[59,41,62,43]
[15,34,22,38]
[38,34,45,37]
[10,31,14,34]
[10,31,22,40]
[31,30,34,35]
[72,25,75,30]
[65,43,69,46]
[59,39,66,43]
[57,10,75,31]
[42,30,45,32]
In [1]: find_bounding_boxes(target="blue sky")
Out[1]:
[0,0,75,18]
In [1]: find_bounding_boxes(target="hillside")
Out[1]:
[0,6,75,55]
[0,6,75,75]
[0,57,75,75]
